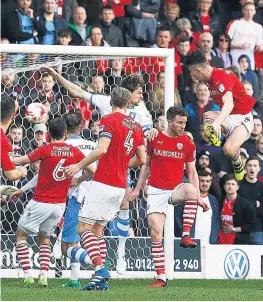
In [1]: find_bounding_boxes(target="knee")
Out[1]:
[184,184,198,201]
[223,144,238,158]
[38,234,50,245]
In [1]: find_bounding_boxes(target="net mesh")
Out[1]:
[1,51,170,276]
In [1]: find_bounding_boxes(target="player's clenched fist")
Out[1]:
[64,164,81,177]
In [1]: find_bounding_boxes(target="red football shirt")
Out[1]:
[27,143,85,203]
[207,68,256,115]
[218,198,237,244]
[94,112,144,188]
[1,128,16,171]
[147,131,196,190]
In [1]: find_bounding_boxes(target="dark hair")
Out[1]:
[156,71,165,81]
[166,105,188,121]
[90,24,103,34]
[48,117,67,140]
[101,5,114,13]
[65,110,83,132]
[198,169,212,178]
[111,87,131,108]
[222,173,239,186]
[58,29,72,38]
[178,36,190,45]
[121,74,144,93]
[185,49,208,66]
[156,25,171,35]
[0,94,16,123]
[245,156,262,168]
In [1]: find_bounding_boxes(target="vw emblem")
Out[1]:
[224,249,249,279]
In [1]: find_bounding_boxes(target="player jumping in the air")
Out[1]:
[186,49,256,181]
[13,117,89,288]
[65,87,146,290]
[44,67,152,274]
[130,105,209,287]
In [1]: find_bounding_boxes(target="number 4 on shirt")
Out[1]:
[124,130,134,155]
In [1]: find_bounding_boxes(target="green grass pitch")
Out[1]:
[1,278,263,301]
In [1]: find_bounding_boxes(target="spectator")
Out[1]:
[57,29,72,46]
[1,71,24,106]
[256,136,263,181]
[100,5,123,47]
[242,116,262,156]
[37,0,68,45]
[124,0,160,47]
[175,17,200,51]
[226,2,263,70]
[189,0,221,38]
[238,54,260,102]
[177,37,195,105]
[86,25,110,47]
[212,33,233,68]
[148,71,180,119]
[8,124,29,155]
[68,6,90,45]
[239,156,263,244]
[198,32,224,67]
[196,150,223,201]
[153,113,166,131]
[31,123,47,150]
[227,65,242,81]
[240,148,250,168]
[192,170,220,245]
[57,0,78,22]
[185,82,220,143]
[218,173,257,245]
[102,58,125,95]
[6,0,46,44]
[83,115,100,142]
[88,75,106,95]
[161,3,180,39]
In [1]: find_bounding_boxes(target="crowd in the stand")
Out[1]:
[1,0,263,245]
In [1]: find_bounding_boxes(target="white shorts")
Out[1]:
[224,112,253,139]
[78,181,126,226]
[146,184,183,215]
[18,199,65,236]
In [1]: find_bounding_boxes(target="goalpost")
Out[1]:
[0,44,175,279]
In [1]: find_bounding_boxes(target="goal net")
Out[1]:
[0,44,175,279]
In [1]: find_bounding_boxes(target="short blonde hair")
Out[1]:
[165,3,180,16]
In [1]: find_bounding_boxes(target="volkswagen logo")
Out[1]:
[224,249,250,279]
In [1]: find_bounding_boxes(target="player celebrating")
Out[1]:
[130,105,208,287]
[45,67,151,274]
[13,117,86,288]
[186,49,256,180]
[65,87,146,291]
[0,94,27,181]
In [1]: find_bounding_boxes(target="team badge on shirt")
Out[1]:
[177,143,183,150]
[8,152,14,162]
[218,84,225,92]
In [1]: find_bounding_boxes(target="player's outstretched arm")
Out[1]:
[128,145,146,169]
[3,166,27,181]
[43,67,87,100]
[65,137,110,177]
[129,154,151,201]
[13,155,31,166]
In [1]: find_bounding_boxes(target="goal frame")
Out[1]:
[0,44,175,279]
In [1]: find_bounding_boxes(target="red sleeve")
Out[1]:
[27,145,46,162]
[138,128,144,146]
[186,139,196,163]
[99,117,113,140]
[213,69,235,96]
[175,52,182,75]
[147,139,153,156]
[1,140,16,171]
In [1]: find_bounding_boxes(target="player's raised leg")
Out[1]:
[170,183,198,248]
